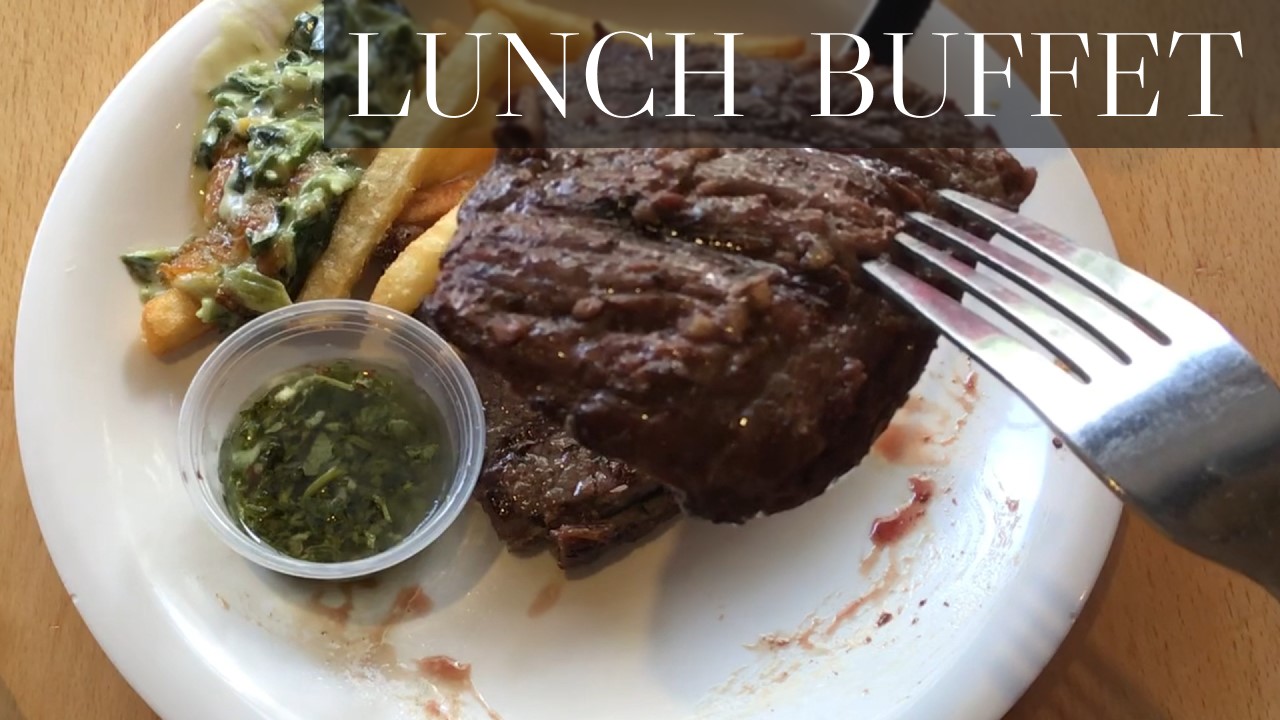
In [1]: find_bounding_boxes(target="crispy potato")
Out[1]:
[502,54,559,96]
[430,18,464,54]
[457,118,498,148]
[458,114,501,147]
[471,0,595,60]
[387,12,516,149]
[472,0,807,60]
[141,289,210,356]
[433,18,560,91]
[430,145,496,179]
[454,103,500,147]
[300,11,514,301]
[398,174,481,228]
[635,30,807,59]
[371,206,461,313]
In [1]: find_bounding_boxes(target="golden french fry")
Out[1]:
[473,0,807,60]
[371,206,461,313]
[140,289,210,356]
[398,174,481,227]
[642,31,807,59]
[300,11,514,301]
[387,12,516,149]
[455,115,500,149]
[451,99,500,148]
[502,54,557,93]
[422,146,497,185]
[470,0,595,60]
[430,18,464,54]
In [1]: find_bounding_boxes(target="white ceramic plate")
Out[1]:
[15,1,1122,718]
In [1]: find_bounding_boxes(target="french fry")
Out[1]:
[470,0,595,60]
[430,18,464,55]
[639,31,807,59]
[371,206,461,313]
[140,289,210,356]
[503,54,557,94]
[433,18,557,89]
[398,174,482,228]
[420,146,497,184]
[300,11,514,301]
[455,114,500,148]
[451,98,500,147]
[472,0,807,61]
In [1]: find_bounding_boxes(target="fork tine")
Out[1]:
[864,259,1080,413]
[938,190,1174,344]
[894,233,1117,382]
[907,212,1154,364]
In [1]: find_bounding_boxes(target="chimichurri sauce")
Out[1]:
[220,361,451,563]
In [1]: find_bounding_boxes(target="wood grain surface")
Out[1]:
[1,1,1277,718]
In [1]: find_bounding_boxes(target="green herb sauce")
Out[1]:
[220,361,451,563]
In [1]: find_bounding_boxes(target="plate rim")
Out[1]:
[13,2,1123,718]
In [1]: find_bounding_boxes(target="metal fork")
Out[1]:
[865,190,1280,600]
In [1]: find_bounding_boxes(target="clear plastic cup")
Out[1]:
[177,300,485,580]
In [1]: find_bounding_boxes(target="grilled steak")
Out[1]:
[424,44,1037,534]
[469,360,679,567]
[426,145,1035,523]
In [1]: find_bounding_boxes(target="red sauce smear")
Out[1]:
[308,584,355,625]
[369,585,434,650]
[749,617,819,652]
[423,700,447,719]
[826,555,904,636]
[527,581,564,619]
[795,620,818,650]
[416,656,503,720]
[391,586,434,620]
[959,371,978,412]
[870,476,935,546]
[940,371,979,445]
[859,545,884,575]
[872,421,935,464]
[757,634,793,650]
[417,656,472,684]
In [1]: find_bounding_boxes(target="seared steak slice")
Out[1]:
[468,360,679,567]
[427,45,1038,526]
[426,147,1034,522]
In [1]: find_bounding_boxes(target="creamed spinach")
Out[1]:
[121,6,364,329]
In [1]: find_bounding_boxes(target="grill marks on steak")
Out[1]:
[428,44,1039,535]
[470,361,679,567]
[427,147,1034,522]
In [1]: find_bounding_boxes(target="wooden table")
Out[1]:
[2,1,1277,718]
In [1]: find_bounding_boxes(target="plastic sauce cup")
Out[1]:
[177,300,485,580]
